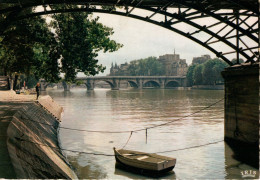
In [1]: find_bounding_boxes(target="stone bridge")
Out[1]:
[40,76,186,91]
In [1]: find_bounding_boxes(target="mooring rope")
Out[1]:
[121,131,133,149]
[20,97,224,149]
[22,98,224,134]
[14,136,224,156]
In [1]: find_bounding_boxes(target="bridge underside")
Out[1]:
[0,0,259,65]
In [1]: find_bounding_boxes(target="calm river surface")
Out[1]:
[44,88,258,179]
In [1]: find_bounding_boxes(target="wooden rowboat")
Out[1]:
[113,148,176,174]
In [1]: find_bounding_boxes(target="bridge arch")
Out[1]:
[94,79,115,89]
[143,80,160,88]
[0,1,258,65]
[39,80,53,91]
[124,80,138,89]
[165,80,180,88]
[42,83,52,91]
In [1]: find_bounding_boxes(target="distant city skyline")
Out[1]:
[38,7,256,77]
[93,13,216,76]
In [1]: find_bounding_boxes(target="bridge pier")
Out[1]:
[137,79,143,89]
[111,79,120,90]
[39,81,47,91]
[181,78,187,87]
[222,63,259,167]
[159,80,165,89]
[86,80,94,91]
[62,81,71,91]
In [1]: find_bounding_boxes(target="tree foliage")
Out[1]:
[50,6,123,82]
[188,58,228,86]
[127,57,165,76]
[0,12,60,88]
[231,58,244,64]
[186,64,196,86]
[0,5,123,88]
[193,64,203,85]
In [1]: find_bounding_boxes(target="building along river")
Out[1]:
[43,88,258,179]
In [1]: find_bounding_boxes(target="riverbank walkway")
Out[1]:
[0,91,36,178]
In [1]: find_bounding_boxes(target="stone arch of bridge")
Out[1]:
[165,80,180,88]
[121,80,138,88]
[143,80,160,88]
[94,79,115,89]
[0,1,258,65]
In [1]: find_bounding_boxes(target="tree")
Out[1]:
[126,56,165,76]
[187,58,228,86]
[193,64,203,85]
[202,60,217,85]
[50,6,123,82]
[0,12,60,89]
[186,64,196,86]
[1,5,123,89]
[231,58,244,64]
[128,61,138,76]
[212,58,228,84]
[145,56,165,75]
[202,58,228,85]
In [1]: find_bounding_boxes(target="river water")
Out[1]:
[44,88,258,179]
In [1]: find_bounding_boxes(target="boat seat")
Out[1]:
[136,156,149,160]
[122,154,133,156]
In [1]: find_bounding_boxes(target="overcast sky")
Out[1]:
[93,13,215,75]
[40,6,256,76]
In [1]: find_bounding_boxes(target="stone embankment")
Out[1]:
[0,91,77,179]
[191,85,224,90]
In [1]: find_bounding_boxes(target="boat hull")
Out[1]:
[114,148,176,175]
[115,155,175,175]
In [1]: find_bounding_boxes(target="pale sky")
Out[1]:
[93,13,215,75]
[40,6,256,76]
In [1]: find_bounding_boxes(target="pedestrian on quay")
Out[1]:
[36,83,40,100]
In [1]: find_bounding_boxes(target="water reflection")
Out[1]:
[224,142,259,179]
[114,163,177,179]
[67,155,108,179]
[44,88,259,179]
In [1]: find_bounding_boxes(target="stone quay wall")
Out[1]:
[191,85,224,90]
[221,63,259,144]
[2,94,77,179]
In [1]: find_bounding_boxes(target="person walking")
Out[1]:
[36,83,40,100]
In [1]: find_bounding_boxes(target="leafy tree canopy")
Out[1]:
[50,5,123,82]
[193,64,203,85]
[0,11,60,84]
[188,58,228,86]
[231,58,244,64]
[186,64,196,86]
[127,57,165,76]
[0,5,123,88]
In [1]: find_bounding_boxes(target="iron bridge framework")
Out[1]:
[0,0,259,65]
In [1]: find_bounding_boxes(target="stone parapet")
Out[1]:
[38,96,63,120]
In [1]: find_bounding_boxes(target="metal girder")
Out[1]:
[138,5,257,63]
[0,0,257,10]
[9,7,233,65]
[0,0,258,65]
